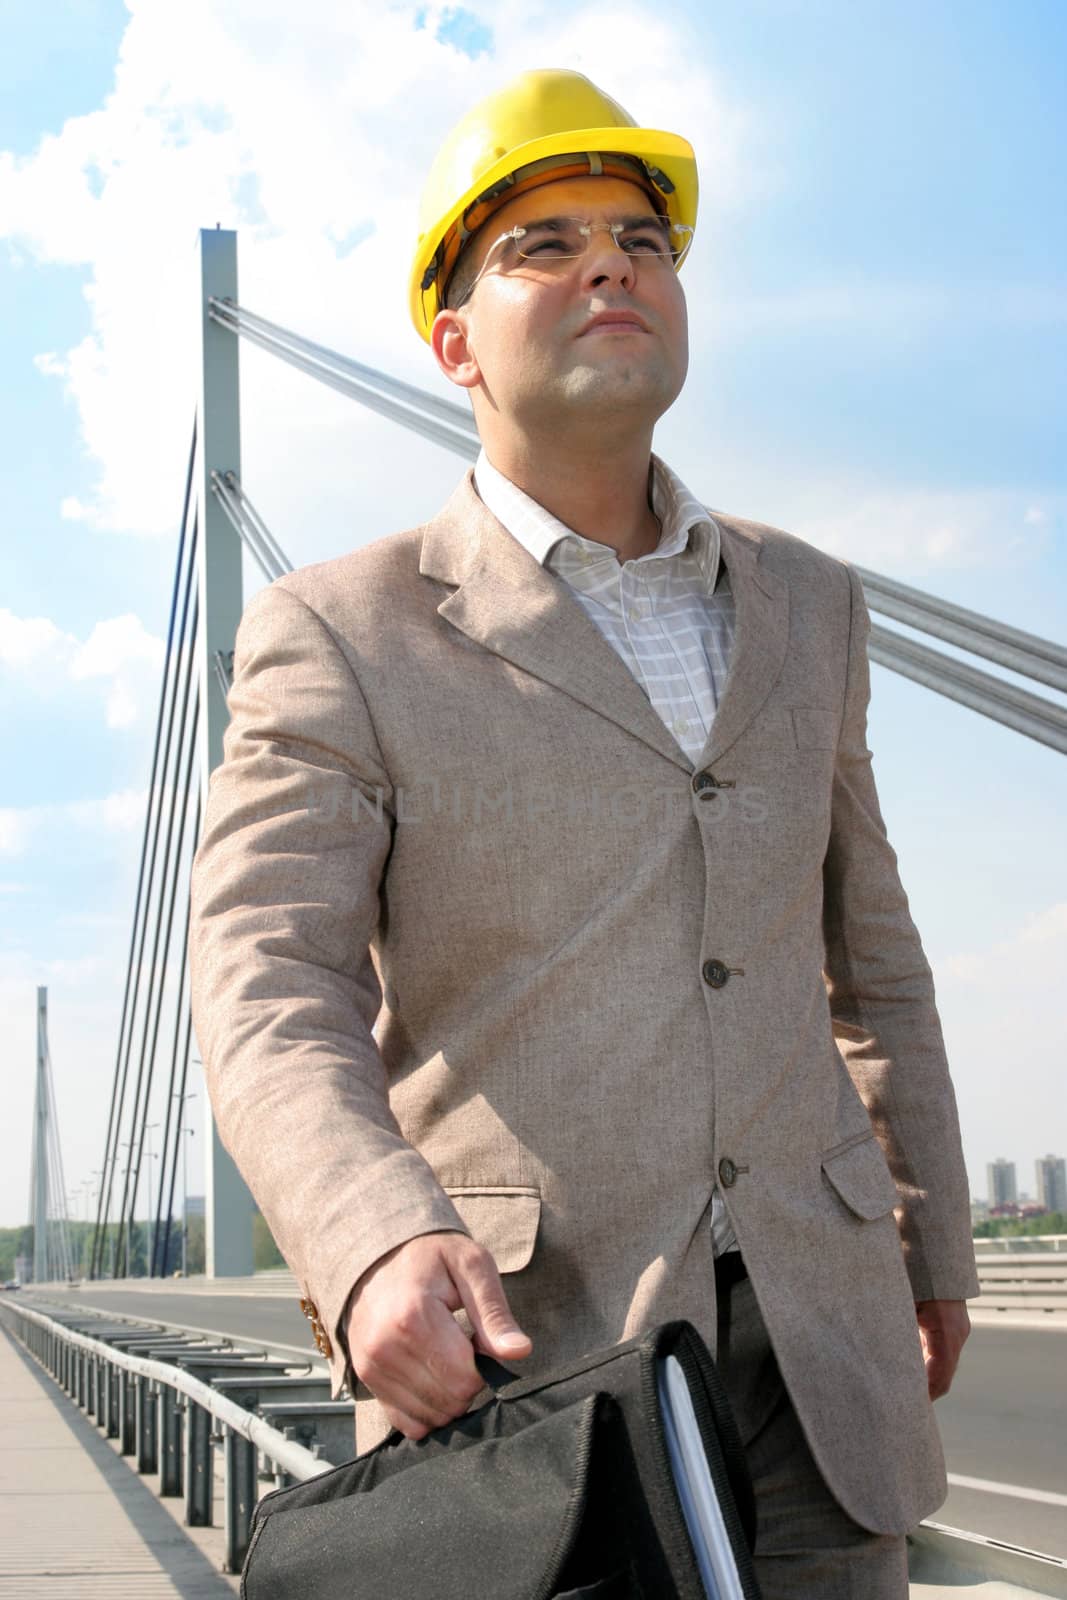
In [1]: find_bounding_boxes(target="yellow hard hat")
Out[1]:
[410,68,699,342]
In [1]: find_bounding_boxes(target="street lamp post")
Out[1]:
[173,1090,197,1277]
[118,1155,133,1277]
[142,1122,160,1277]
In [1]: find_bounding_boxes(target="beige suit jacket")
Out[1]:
[188,469,979,1536]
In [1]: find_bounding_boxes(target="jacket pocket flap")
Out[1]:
[444,1186,542,1273]
[821,1136,898,1220]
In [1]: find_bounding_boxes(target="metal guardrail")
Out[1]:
[974,1235,1067,1253]
[4,1294,1067,1594]
[0,1298,336,1573]
[974,1269,1067,1314]
[971,1239,1067,1314]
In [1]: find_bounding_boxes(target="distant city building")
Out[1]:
[1036,1154,1066,1213]
[986,1158,1017,1209]
[184,1193,206,1217]
[14,1254,31,1285]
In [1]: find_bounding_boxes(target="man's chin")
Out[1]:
[554,363,681,416]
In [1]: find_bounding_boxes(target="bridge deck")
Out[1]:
[0,1323,236,1596]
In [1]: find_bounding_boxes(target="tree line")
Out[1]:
[0,1214,285,1282]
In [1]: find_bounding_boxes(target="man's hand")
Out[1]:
[915,1298,971,1401]
[345,1231,533,1440]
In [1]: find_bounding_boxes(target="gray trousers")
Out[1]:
[714,1257,910,1600]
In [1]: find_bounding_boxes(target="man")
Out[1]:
[189,69,979,1597]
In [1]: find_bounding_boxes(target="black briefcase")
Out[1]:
[241,1318,762,1599]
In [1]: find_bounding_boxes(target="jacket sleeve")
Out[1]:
[188,579,471,1393]
[821,563,979,1304]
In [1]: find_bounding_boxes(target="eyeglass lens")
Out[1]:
[512,216,683,262]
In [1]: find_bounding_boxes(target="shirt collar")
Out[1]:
[473,447,722,591]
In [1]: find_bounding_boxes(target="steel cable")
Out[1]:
[114,593,201,1276]
[869,624,1067,754]
[90,427,198,1277]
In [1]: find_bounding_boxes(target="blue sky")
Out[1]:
[1,0,1064,1228]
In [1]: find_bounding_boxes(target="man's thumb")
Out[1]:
[459,1259,533,1358]
[492,1325,533,1356]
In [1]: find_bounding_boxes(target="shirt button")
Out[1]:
[702,959,730,988]
[628,606,644,622]
[673,718,689,734]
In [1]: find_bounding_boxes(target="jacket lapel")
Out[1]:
[419,471,789,772]
[421,473,687,769]
[697,520,790,768]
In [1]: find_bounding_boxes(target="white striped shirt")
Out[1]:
[473,448,741,1257]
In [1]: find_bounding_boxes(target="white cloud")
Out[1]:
[69,614,166,728]
[0,606,163,728]
[65,787,151,834]
[0,608,77,668]
[703,279,1067,343]
[0,811,35,858]
[660,424,1059,574]
[0,788,149,859]
[0,0,744,540]
[941,901,1067,986]
[935,903,1067,1196]
[32,351,67,378]
[787,485,1059,573]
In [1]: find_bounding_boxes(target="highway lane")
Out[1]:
[934,1321,1066,1559]
[31,1286,327,1366]
[26,1284,1067,1559]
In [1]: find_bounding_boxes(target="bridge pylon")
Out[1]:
[194,227,256,1277]
[29,986,74,1285]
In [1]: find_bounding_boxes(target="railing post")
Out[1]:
[159,1387,183,1496]
[184,1400,213,1525]
[224,1429,258,1572]
[106,1361,119,1438]
[119,1368,136,1455]
[136,1376,159,1474]
[194,226,255,1280]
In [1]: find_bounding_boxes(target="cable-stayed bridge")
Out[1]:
[6,229,1067,1594]
[87,228,1067,1297]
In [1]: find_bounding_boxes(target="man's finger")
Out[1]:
[383,1402,434,1441]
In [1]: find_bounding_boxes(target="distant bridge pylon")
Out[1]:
[29,986,74,1285]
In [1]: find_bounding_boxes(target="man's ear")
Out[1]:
[431,309,482,392]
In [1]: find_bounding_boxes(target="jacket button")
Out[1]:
[692,770,736,798]
[719,1157,738,1187]
[702,959,730,988]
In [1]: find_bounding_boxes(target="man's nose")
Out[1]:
[580,233,636,293]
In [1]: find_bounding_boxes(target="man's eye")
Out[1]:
[523,237,575,257]
[621,231,667,254]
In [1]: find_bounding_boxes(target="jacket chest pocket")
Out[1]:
[444,1185,542,1273]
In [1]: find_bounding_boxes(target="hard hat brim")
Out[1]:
[410,126,698,343]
